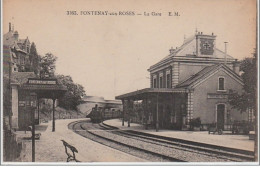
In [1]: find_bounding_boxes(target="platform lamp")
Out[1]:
[30,92,37,162]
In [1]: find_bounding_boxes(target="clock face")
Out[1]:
[200,38,214,55]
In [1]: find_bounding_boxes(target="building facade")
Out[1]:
[116,31,249,131]
[3,23,31,73]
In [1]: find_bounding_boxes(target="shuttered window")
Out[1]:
[218,77,224,90]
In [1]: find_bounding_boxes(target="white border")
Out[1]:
[0,0,259,166]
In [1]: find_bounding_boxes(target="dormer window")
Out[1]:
[218,77,225,90]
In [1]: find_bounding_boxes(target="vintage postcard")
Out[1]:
[1,0,258,165]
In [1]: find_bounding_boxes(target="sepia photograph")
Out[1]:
[1,0,258,165]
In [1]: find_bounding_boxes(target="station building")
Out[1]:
[116,31,251,131]
[3,23,67,131]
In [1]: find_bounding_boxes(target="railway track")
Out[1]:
[68,120,254,162]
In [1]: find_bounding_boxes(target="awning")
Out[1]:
[20,78,67,99]
[115,88,189,100]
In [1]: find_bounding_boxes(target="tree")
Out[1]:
[56,75,86,111]
[39,53,57,78]
[228,51,257,113]
[228,49,257,161]
[29,42,40,75]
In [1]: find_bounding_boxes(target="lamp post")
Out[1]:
[30,92,37,162]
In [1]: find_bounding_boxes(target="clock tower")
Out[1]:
[195,32,216,57]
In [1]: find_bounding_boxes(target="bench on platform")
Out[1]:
[61,140,80,162]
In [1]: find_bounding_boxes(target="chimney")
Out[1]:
[9,23,11,32]
[233,60,240,74]
[224,42,228,65]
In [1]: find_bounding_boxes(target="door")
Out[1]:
[217,104,225,130]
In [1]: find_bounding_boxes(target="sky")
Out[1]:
[3,0,257,100]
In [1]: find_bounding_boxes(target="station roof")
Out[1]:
[115,88,189,100]
[176,63,243,89]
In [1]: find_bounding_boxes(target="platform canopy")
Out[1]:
[20,78,67,99]
[115,88,190,100]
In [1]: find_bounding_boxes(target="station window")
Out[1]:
[153,78,157,88]
[218,77,224,90]
[166,73,171,88]
[159,76,163,88]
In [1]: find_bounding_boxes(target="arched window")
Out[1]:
[159,76,163,88]
[218,77,224,90]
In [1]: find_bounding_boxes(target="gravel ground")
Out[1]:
[72,122,171,162]
[82,123,237,162]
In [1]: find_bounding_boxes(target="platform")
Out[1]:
[103,119,255,152]
[14,118,146,163]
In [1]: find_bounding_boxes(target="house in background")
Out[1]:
[3,23,31,73]
[116,31,252,131]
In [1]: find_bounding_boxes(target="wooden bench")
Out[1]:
[208,126,223,135]
[61,140,80,162]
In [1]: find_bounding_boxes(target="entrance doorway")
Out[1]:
[217,104,225,130]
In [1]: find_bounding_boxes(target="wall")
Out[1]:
[192,69,247,124]
[179,63,211,83]
[11,85,19,129]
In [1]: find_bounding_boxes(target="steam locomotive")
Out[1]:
[87,104,122,123]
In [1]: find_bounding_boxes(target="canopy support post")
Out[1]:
[156,93,159,132]
[52,97,56,132]
[122,99,125,126]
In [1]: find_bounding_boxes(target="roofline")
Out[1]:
[148,56,237,72]
[177,64,243,89]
